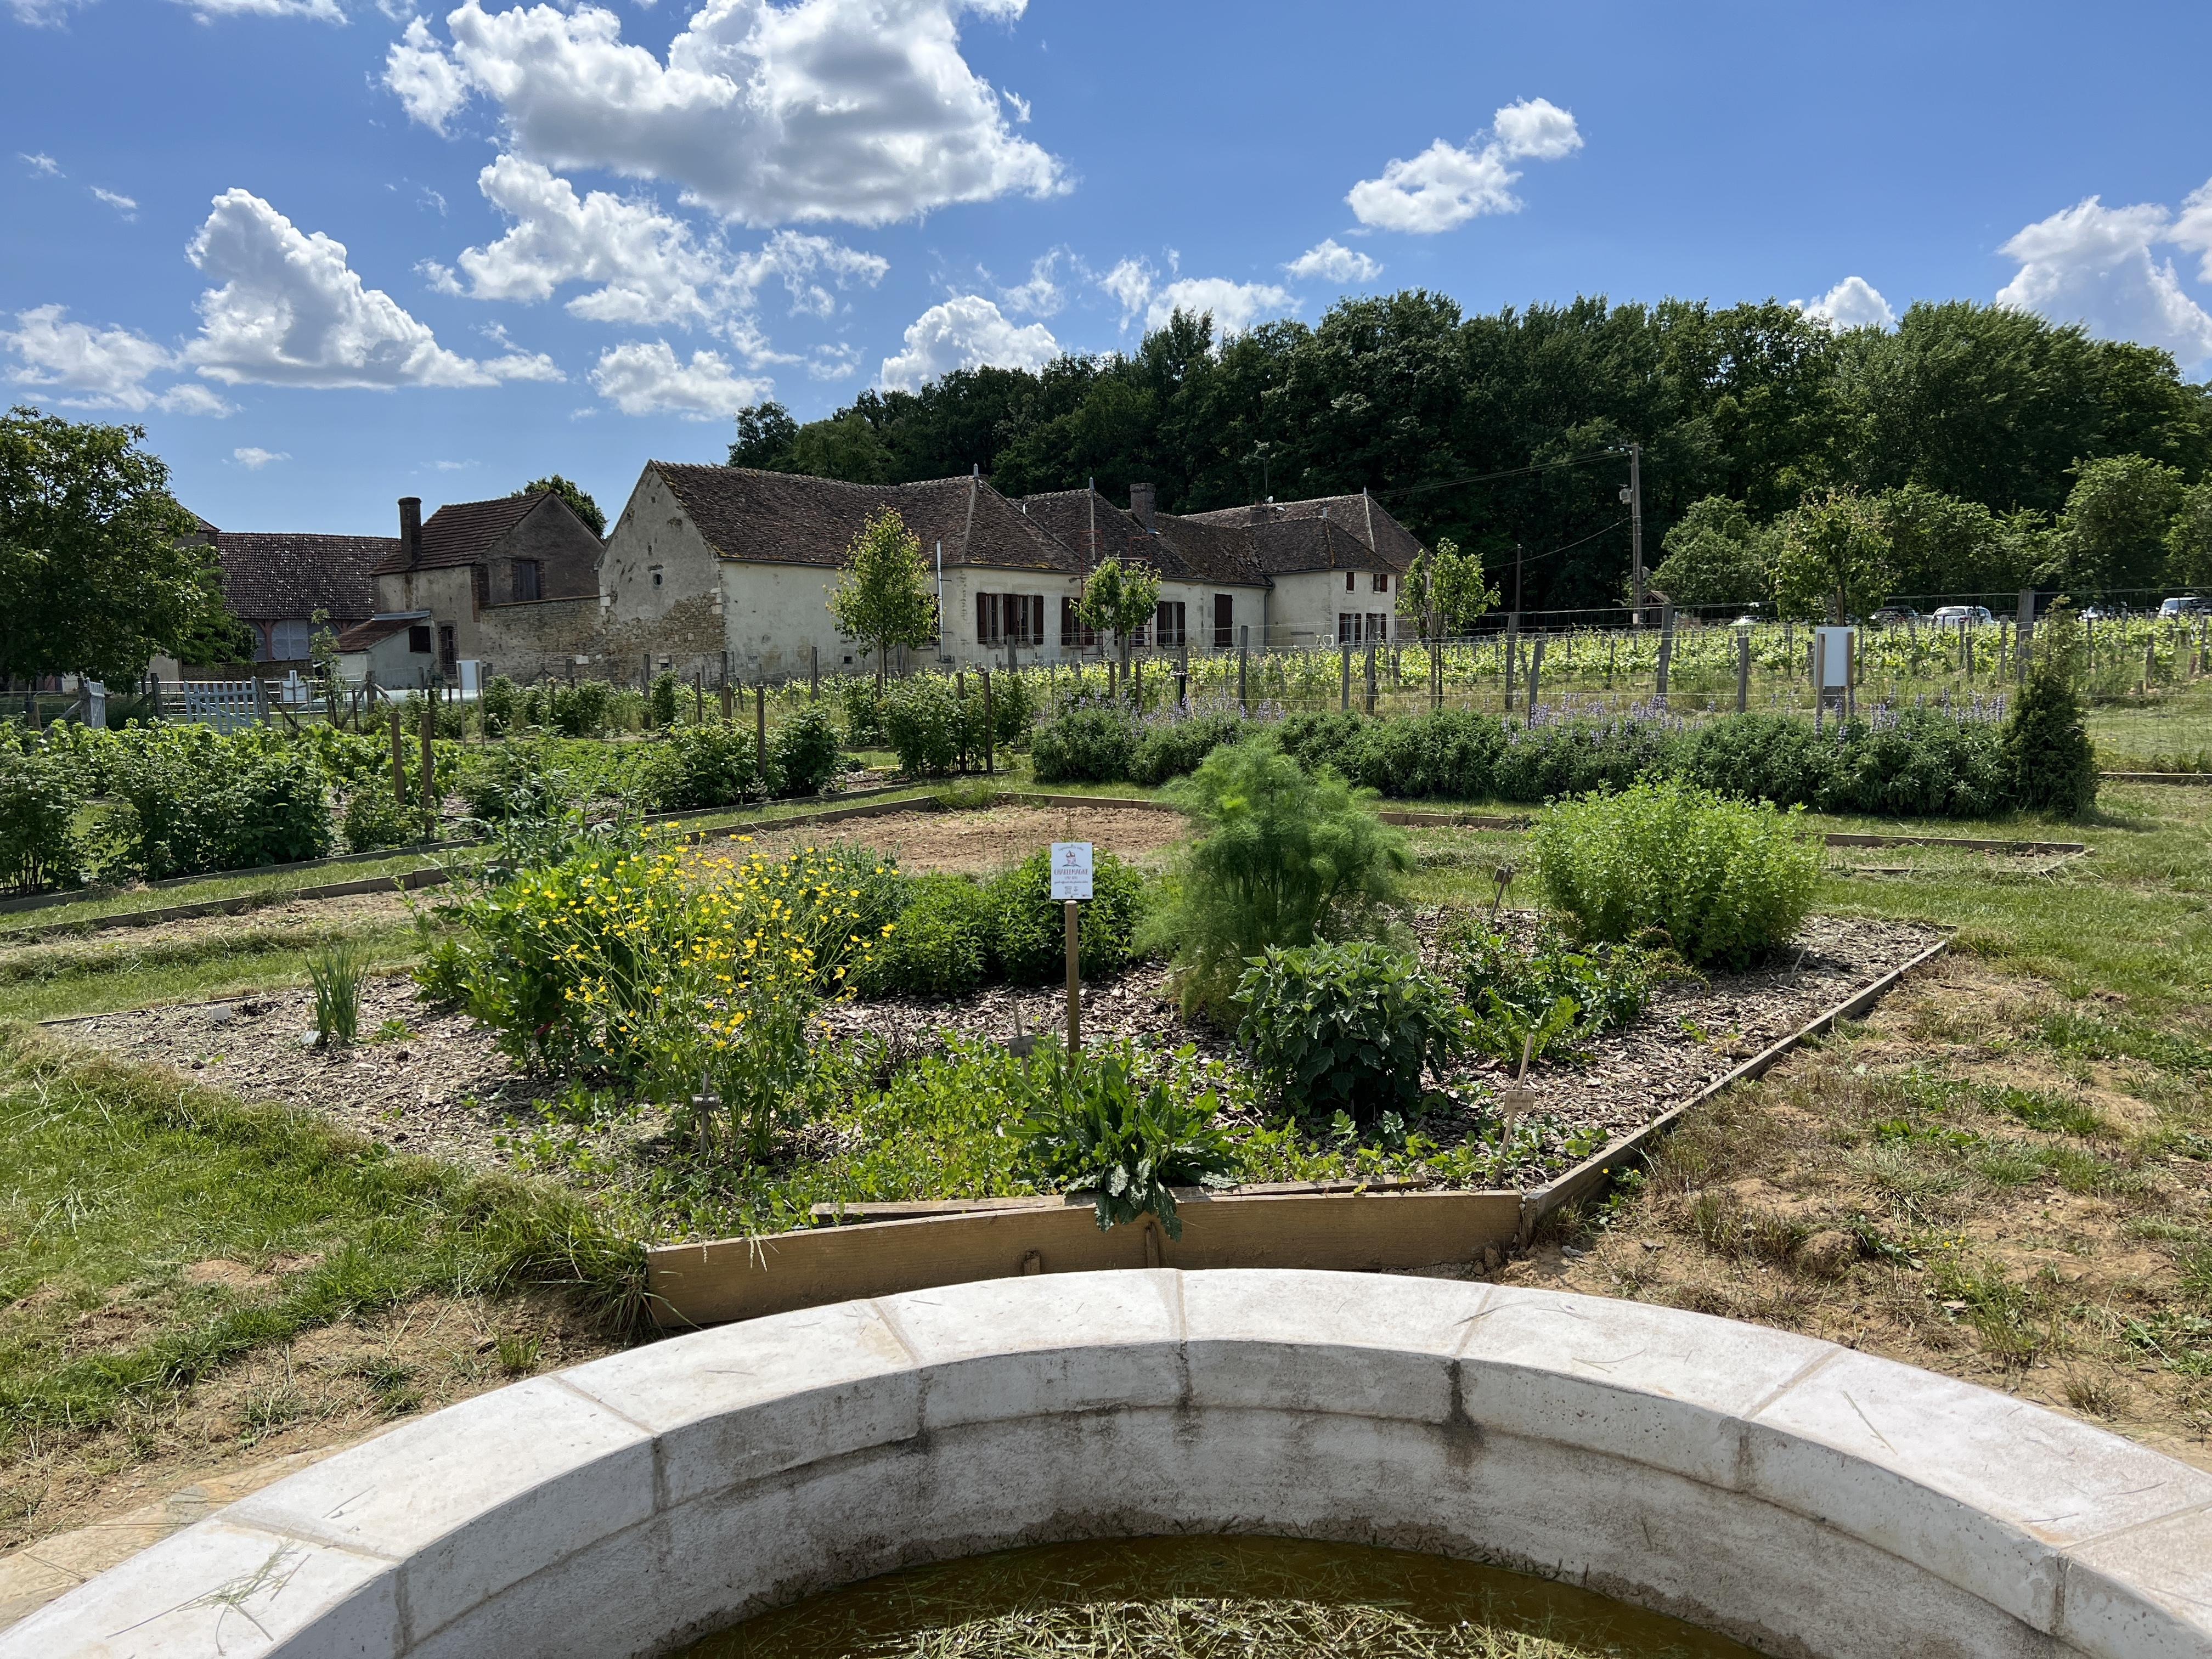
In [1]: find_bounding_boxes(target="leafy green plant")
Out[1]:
[1534,778,1818,967]
[1444,917,1657,1060]
[770,702,842,796]
[308,939,366,1047]
[859,871,992,996]
[988,845,1146,984]
[455,741,573,822]
[102,727,333,879]
[1013,1039,1235,1238]
[1030,705,1139,783]
[641,721,762,810]
[648,672,681,729]
[1146,738,1412,1016]
[1132,710,1248,786]
[2005,602,2098,817]
[0,745,83,894]
[1232,941,1466,1125]
[340,786,418,854]
[879,674,968,777]
[478,674,520,737]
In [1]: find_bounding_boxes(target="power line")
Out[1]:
[1372,449,1629,503]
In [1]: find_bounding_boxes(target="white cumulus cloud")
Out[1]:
[1796,275,1893,330]
[182,188,563,388]
[1997,193,2212,367]
[997,248,1064,317]
[1283,239,1380,285]
[2,304,232,414]
[21,153,63,177]
[383,0,1064,227]
[1347,97,1581,234]
[590,338,770,416]
[2168,176,2212,283]
[879,293,1056,391]
[91,186,136,218]
[233,445,289,467]
[179,0,343,18]
[1098,260,1295,336]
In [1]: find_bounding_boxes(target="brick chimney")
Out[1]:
[1129,481,1155,532]
[398,497,423,563]
[1249,497,1273,526]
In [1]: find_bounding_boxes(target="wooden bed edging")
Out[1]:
[644,932,1954,1329]
[1514,932,1955,1240]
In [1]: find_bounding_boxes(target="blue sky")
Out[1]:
[6,0,2211,535]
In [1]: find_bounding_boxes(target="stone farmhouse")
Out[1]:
[595,464,1424,684]
[336,490,603,687]
[170,519,388,675]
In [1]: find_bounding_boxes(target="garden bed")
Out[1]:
[50,913,1944,1200]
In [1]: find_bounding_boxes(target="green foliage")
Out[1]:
[1877,481,2044,601]
[1013,1039,1235,1238]
[1233,941,1465,1125]
[173,597,259,669]
[454,740,574,822]
[340,785,418,854]
[1,407,227,684]
[839,676,884,747]
[1650,496,1775,608]
[398,689,465,740]
[989,847,1145,984]
[770,702,842,795]
[879,673,971,777]
[101,726,333,880]
[1030,704,1139,783]
[644,720,762,809]
[1535,778,1820,967]
[1131,710,1249,785]
[1078,557,1162,660]
[827,507,936,679]
[985,667,1040,749]
[729,401,800,470]
[517,473,605,538]
[648,671,680,729]
[478,674,520,737]
[526,679,616,737]
[1401,535,1499,635]
[1774,489,1892,622]
[307,939,365,1047]
[0,743,83,893]
[2167,479,2212,588]
[2005,603,2098,818]
[857,871,993,996]
[1443,918,1655,1064]
[2051,454,2187,596]
[1149,740,1412,1015]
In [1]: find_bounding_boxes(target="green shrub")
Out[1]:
[860,872,993,996]
[879,675,967,777]
[643,722,762,810]
[771,703,842,796]
[104,733,332,880]
[479,674,520,737]
[0,746,84,893]
[1443,917,1656,1063]
[546,679,614,738]
[1233,941,1465,1125]
[1013,1039,1235,1238]
[648,672,681,729]
[1030,705,1139,783]
[2005,604,2098,818]
[1131,710,1247,786]
[1146,739,1412,1016]
[988,847,1145,984]
[839,678,885,747]
[1676,713,1833,806]
[399,690,465,740]
[454,741,573,822]
[340,786,419,853]
[1534,778,1819,967]
[1825,709,2013,818]
[988,669,1041,750]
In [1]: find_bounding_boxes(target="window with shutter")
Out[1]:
[1213,594,1233,648]
[511,560,541,602]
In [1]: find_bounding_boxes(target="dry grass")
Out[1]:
[1508,956,2212,1471]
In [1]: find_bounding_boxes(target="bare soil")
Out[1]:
[721,804,1187,874]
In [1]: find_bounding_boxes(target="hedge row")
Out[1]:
[1028,703,2019,819]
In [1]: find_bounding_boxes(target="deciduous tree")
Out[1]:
[1078,556,1162,680]
[827,507,936,691]
[516,474,605,537]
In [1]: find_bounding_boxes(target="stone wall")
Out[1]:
[473,596,605,683]
[9,1271,2208,1659]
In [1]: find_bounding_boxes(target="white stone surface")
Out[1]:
[6,1271,2209,1659]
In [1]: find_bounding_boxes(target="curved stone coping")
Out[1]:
[7,1272,2209,1659]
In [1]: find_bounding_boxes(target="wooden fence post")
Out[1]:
[390,706,407,804]
[981,670,994,775]
[1526,635,1544,723]
[419,700,436,826]
[1502,614,1519,712]
[1339,641,1351,712]
[755,684,767,780]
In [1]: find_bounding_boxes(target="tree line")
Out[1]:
[729,292,2212,617]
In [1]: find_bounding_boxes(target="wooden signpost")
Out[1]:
[1051,841,1093,1052]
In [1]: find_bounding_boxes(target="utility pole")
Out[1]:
[1625,442,1645,625]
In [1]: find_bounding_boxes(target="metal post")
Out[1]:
[1064,900,1081,1054]
[1814,631,1827,736]
[1503,613,1520,711]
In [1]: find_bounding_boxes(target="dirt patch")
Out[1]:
[0,890,414,958]
[0,1290,620,1556]
[1491,954,2212,1474]
[726,804,1186,875]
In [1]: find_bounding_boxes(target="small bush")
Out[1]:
[1233,941,1465,1125]
[860,872,993,996]
[1030,705,1139,783]
[478,674,520,737]
[455,742,572,822]
[644,721,763,810]
[986,668,1041,751]
[839,678,885,748]
[648,672,680,729]
[1013,1039,1235,1238]
[771,703,842,797]
[104,736,332,880]
[1131,710,1247,786]
[1146,739,1412,1016]
[1443,917,1656,1063]
[880,675,966,777]
[1534,778,1819,967]
[546,680,614,738]
[2006,604,2098,818]
[0,746,84,893]
[988,846,1146,984]
[341,786,419,853]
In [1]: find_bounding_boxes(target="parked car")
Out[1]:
[1872,605,1919,626]
[1930,605,1994,627]
[2080,605,2125,622]
[2160,595,2203,619]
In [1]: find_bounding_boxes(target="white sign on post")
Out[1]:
[1814,626,1855,689]
[1050,842,1094,901]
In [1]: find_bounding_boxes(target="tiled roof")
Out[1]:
[213,532,391,622]
[1180,493,1424,572]
[369,493,549,575]
[653,465,1080,573]
[334,616,416,650]
[1018,488,1268,586]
